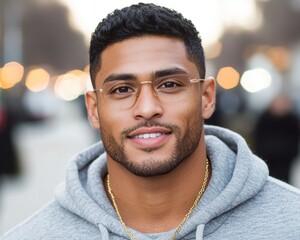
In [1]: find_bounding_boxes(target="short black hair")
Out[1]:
[89,3,205,88]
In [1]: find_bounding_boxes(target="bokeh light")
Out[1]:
[25,68,50,92]
[240,68,272,93]
[54,70,88,101]
[216,66,240,89]
[220,0,262,31]
[266,46,290,72]
[0,61,24,89]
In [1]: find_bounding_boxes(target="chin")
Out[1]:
[120,154,184,177]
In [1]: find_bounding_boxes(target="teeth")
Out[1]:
[134,133,163,139]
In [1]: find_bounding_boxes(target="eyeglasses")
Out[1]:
[94,74,206,110]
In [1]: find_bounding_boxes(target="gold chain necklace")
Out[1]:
[106,159,209,240]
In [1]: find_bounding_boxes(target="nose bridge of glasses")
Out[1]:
[140,80,152,85]
[138,80,158,97]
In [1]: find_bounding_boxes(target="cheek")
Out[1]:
[98,107,127,138]
[169,100,202,127]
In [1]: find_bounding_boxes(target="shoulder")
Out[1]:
[261,177,300,205]
[242,177,300,219]
[230,177,300,237]
[209,178,300,239]
[0,201,100,240]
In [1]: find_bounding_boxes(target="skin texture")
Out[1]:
[85,36,216,233]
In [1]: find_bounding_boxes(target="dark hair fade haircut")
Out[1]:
[89,3,206,88]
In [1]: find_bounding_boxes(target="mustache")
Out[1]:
[121,121,180,139]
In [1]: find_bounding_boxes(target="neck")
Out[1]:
[105,137,209,233]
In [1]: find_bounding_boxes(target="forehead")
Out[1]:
[95,36,198,87]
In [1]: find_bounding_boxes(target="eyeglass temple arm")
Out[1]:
[190,76,214,83]
[94,89,103,93]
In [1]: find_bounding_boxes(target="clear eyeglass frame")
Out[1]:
[94,74,208,110]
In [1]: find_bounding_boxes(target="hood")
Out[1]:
[193,125,269,237]
[55,125,269,239]
[55,141,128,239]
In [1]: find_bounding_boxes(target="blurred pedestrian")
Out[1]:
[254,93,300,183]
[0,104,19,177]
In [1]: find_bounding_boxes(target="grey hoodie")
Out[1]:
[2,125,300,239]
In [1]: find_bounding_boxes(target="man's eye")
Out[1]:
[159,81,181,89]
[111,86,134,94]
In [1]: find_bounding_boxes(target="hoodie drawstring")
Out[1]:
[196,224,205,240]
[97,223,109,240]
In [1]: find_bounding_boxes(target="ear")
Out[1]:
[85,91,100,129]
[201,77,216,120]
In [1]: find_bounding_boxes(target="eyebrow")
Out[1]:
[154,67,189,78]
[103,67,189,84]
[103,73,136,83]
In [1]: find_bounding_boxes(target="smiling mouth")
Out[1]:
[126,125,173,143]
[132,133,166,139]
[126,126,173,150]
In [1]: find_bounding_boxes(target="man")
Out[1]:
[254,92,300,184]
[2,3,300,240]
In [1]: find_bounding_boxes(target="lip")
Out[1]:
[128,127,171,137]
[127,127,172,148]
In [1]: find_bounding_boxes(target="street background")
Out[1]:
[1,0,300,234]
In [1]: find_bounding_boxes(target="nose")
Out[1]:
[132,83,163,120]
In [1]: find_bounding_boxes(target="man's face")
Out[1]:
[87,36,214,177]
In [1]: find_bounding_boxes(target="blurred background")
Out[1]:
[1,0,300,234]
